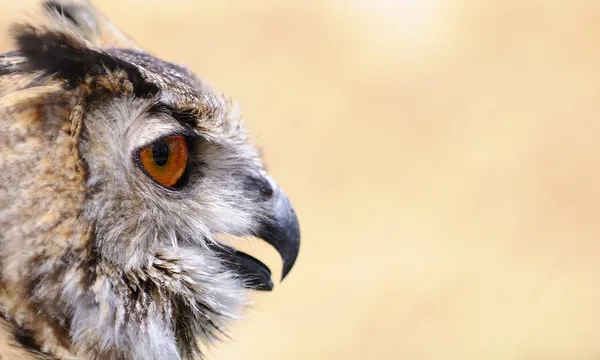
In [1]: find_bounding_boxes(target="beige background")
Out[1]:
[3,0,600,359]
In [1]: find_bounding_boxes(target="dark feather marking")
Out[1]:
[25,254,73,350]
[0,308,58,359]
[0,51,24,75]
[11,25,159,97]
[13,327,43,356]
[148,102,199,127]
[0,51,20,58]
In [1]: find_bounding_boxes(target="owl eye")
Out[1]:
[139,134,188,188]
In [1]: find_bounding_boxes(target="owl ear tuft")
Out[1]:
[13,23,99,86]
[43,0,140,49]
[11,23,157,97]
[44,1,83,29]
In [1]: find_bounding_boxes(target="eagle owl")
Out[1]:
[0,1,300,359]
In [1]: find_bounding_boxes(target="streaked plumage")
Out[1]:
[0,1,300,359]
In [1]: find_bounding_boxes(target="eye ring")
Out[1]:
[139,134,189,188]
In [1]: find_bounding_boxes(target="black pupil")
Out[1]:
[152,141,169,166]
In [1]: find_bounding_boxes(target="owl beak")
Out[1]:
[214,186,300,291]
[254,188,301,282]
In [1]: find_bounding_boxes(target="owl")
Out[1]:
[0,1,300,359]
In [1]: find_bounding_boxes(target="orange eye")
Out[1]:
[139,135,188,187]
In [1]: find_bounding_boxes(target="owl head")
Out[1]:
[0,1,299,359]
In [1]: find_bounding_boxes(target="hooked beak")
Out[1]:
[215,187,300,291]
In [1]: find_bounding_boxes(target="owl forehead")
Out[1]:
[102,49,239,134]
[108,49,205,100]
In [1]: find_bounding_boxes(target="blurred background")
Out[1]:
[4,0,600,359]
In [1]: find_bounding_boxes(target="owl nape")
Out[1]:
[0,1,299,360]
